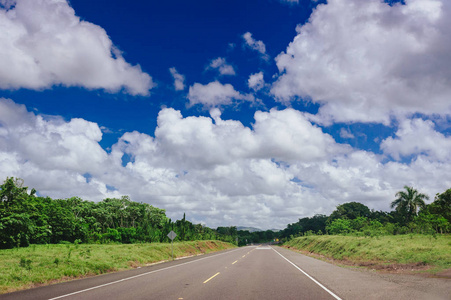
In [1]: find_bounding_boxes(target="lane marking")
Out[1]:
[256,246,271,250]
[232,260,238,265]
[271,247,342,300]
[242,255,245,258]
[49,247,248,300]
[203,272,220,284]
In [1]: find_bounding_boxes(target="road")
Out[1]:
[1,245,449,300]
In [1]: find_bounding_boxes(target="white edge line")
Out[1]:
[271,247,342,300]
[48,247,245,300]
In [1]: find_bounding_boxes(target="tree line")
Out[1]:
[1,177,450,249]
[0,177,237,249]
[278,185,451,242]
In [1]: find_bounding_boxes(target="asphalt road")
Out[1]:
[2,246,450,300]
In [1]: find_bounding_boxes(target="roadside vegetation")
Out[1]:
[284,234,451,274]
[1,176,451,290]
[278,186,451,240]
[0,240,235,294]
[278,185,451,274]
[0,177,239,249]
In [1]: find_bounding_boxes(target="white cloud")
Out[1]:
[0,98,121,200]
[2,98,451,229]
[208,57,236,76]
[248,72,265,91]
[0,0,153,95]
[243,32,270,61]
[272,0,451,124]
[381,118,451,161]
[188,81,255,108]
[0,98,108,174]
[279,0,299,4]
[153,107,343,168]
[169,67,185,91]
[339,128,355,139]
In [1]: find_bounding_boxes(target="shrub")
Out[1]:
[326,219,353,235]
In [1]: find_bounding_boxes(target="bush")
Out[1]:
[101,228,121,243]
[118,227,137,244]
[326,219,353,235]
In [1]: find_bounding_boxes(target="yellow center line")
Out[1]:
[242,255,246,258]
[203,272,220,284]
[232,260,238,265]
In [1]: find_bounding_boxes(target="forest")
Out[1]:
[0,177,237,249]
[1,177,450,249]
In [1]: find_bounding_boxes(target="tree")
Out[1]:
[391,186,429,224]
[429,188,451,223]
[0,178,38,248]
[0,177,35,208]
[326,219,353,235]
[329,202,371,221]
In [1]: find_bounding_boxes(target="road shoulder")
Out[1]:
[275,246,450,300]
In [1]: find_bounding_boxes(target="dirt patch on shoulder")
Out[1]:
[432,268,451,279]
[357,261,431,274]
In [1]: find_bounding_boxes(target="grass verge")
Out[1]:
[283,234,451,275]
[0,240,235,294]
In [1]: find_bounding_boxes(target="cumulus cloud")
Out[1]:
[248,72,265,91]
[169,67,185,91]
[0,0,153,95]
[208,57,236,76]
[0,98,121,199]
[272,0,451,124]
[0,98,108,174]
[2,98,451,229]
[153,108,343,168]
[243,32,270,61]
[188,81,255,108]
[381,118,451,161]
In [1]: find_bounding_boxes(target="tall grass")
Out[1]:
[284,234,451,272]
[0,240,235,294]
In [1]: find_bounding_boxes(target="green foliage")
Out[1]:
[3,176,450,250]
[237,229,277,245]
[279,214,327,241]
[414,211,450,234]
[0,178,235,249]
[329,202,371,221]
[216,226,238,245]
[391,186,429,224]
[19,257,32,270]
[284,235,451,273]
[0,241,236,294]
[326,218,353,235]
[429,189,451,223]
[280,185,450,240]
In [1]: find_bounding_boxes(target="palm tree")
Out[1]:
[391,186,429,223]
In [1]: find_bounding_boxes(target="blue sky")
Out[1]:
[1,0,450,229]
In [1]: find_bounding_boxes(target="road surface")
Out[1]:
[1,245,449,300]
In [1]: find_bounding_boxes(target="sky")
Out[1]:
[1,0,451,230]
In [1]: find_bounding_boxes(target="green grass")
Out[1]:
[0,240,235,294]
[284,234,451,273]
